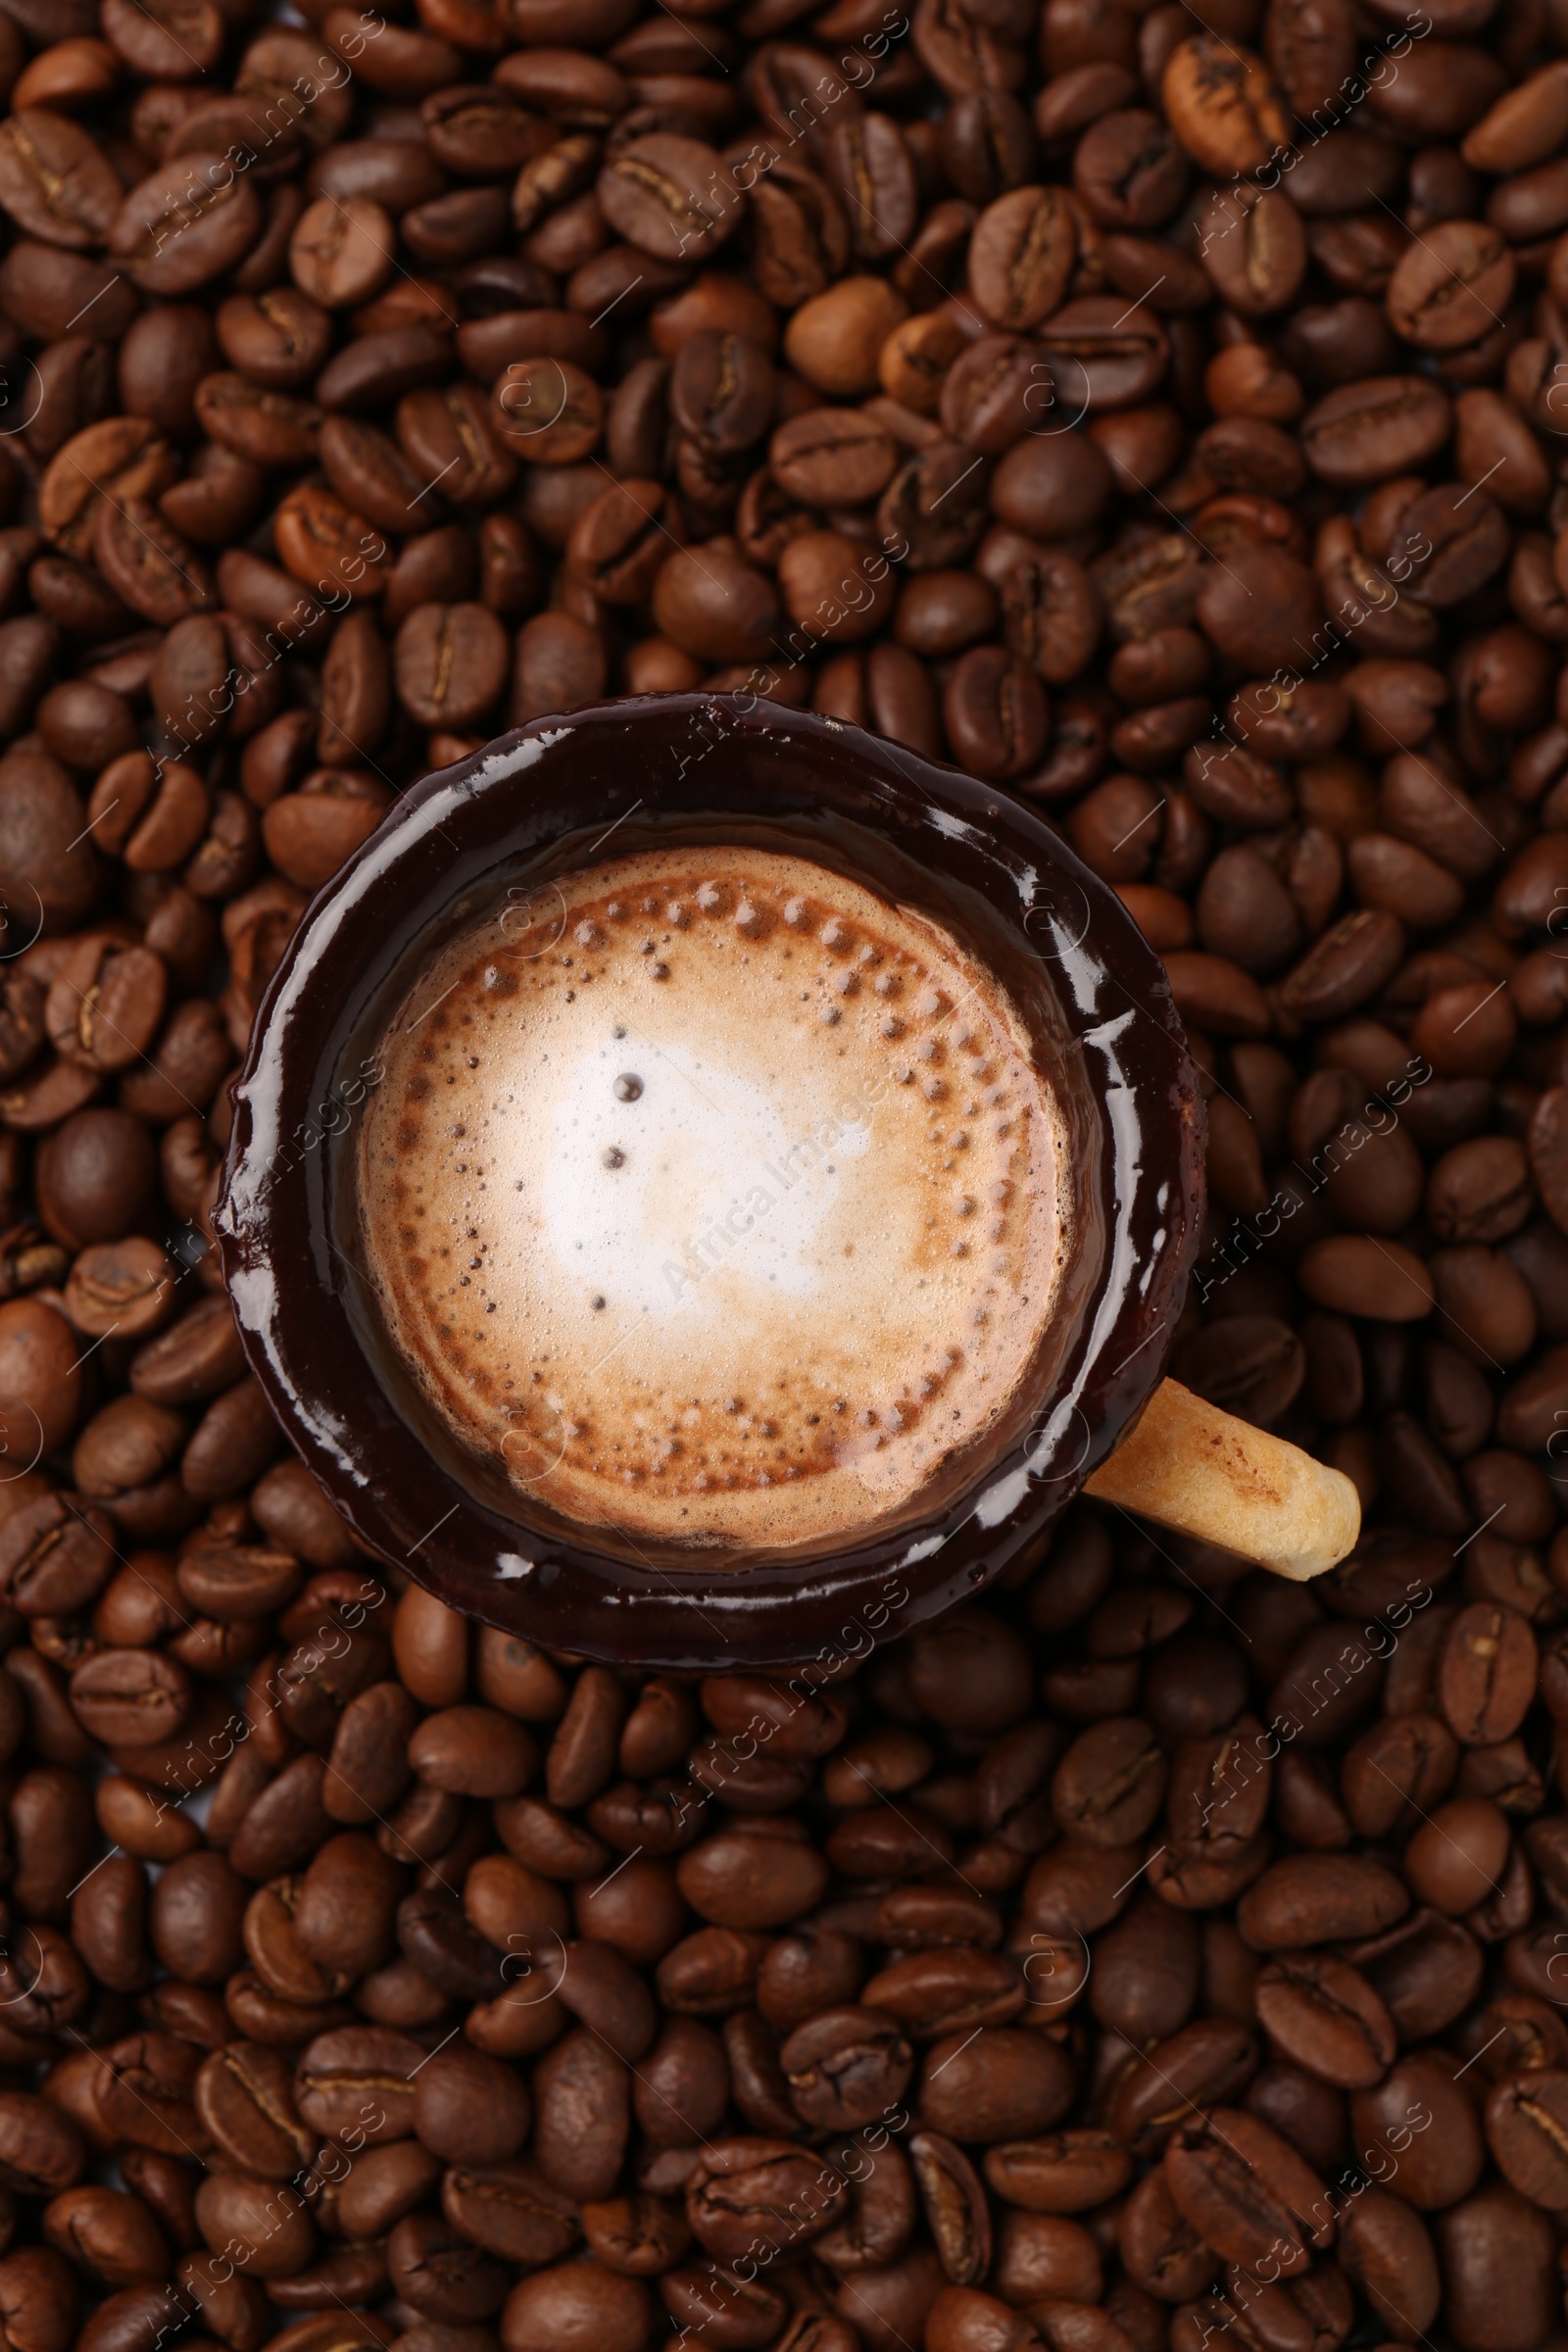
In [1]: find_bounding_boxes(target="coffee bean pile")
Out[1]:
[4,0,1568,2350]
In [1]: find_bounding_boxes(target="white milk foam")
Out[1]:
[358,845,1070,1555]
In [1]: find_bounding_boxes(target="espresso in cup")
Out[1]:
[220,696,1237,1664]
[357,841,1072,1555]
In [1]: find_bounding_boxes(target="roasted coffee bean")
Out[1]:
[1301,376,1453,485]
[1240,1853,1409,1948]
[781,2008,912,2130]
[909,2132,992,2284]
[1053,1717,1167,1843]
[1086,1891,1198,2040]
[1164,2107,1332,2278]
[677,1827,829,1929]
[0,2098,84,2197]
[295,2029,421,2145]
[630,2015,730,2154]
[193,2045,316,2181]
[686,2138,848,2258]
[969,187,1077,332]
[0,2249,83,2352]
[1440,1605,1538,1743]
[862,1947,1027,2037]
[984,2132,1133,2213]
[1178,1314,1304,1425]
[1335,2183,1441,2338]
[413,2046,529,2166]
[1436,2183,1556,2352]
[532,2027,629,2200]
[69,1649,191,1748]
[0,1494,114,1617]
[721,2007,802,2138]
[1106,2020,1259,2154]
[579,2188,689,2276]
[1484,2070,1568,2206]
[42,2186,168,2288]
[816,2130,915,2271]
[756,1926,864,2031]
[1253,1954,1396,2087]
[1351,2052,1484,2207]
[440,2161,575,2265]
[919,2027,1075,2142]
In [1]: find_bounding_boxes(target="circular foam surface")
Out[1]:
[358,844,1071,1556]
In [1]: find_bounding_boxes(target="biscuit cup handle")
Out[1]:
[1082,1377,1360,1582]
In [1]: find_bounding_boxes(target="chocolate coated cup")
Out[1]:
[217,697,1203,1669]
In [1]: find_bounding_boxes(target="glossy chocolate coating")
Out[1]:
[217,697,1204,1669]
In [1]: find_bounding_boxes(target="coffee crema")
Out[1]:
[357,844,1071,1555]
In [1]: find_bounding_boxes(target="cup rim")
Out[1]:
[216,694,1204,1670]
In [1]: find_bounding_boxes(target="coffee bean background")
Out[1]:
[3,0,1568,2349]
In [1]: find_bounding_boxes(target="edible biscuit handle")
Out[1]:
[1083,1377,1360,1582]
